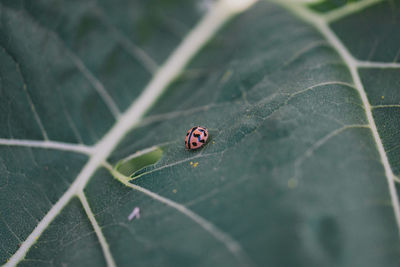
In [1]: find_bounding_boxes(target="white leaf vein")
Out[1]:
[323,0,384,23]
[291,124,369,182]
[4,1,257,266]
[77,191,116,267]
[357,60,400,69]
[103,162,253,267]
[276,0,400,234]
[0,139,93,155]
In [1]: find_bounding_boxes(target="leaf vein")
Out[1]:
[0,138,93,155]
[4,1,257,265]
[77,191,116,267]
[276,0,400,235]
[104,161,254,267]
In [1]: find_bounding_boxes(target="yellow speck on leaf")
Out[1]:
[288,178,298,189]
[220,70,233,83]
[190,161,193,165]
[172,189,177,194]
[193,162,199,168]
[212,141,215,144]
[381,95,385,100]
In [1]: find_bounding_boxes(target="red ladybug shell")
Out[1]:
[185,126,208,150]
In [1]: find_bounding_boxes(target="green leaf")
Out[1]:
[116,147,163,178]
[1,0,400,266]
[309,0,363,13]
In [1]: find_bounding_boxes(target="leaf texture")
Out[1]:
[1,0,400,266]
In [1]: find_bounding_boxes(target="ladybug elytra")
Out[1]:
[185,126,208,150]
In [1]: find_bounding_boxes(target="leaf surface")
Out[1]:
[1,0,400,266]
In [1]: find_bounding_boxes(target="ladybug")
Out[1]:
[185,126,208,150]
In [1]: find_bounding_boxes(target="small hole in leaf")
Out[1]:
[116,147,163,177]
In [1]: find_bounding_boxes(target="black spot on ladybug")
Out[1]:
[193,126,198,130]
[185,141,187,144]
[186,132,189,136]
[192,142,197,146]
[199,139,205,143]
[193,133,200,137]
[203,132,207,137]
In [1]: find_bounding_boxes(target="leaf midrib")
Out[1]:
[4,1,257,266]
[4,0,400,266]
